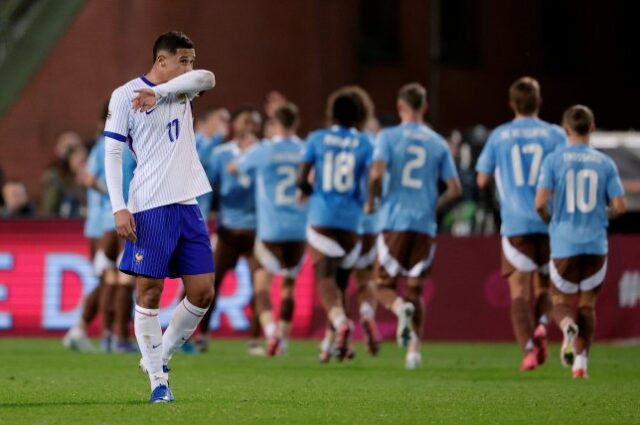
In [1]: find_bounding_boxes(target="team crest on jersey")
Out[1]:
[135,252,143,262]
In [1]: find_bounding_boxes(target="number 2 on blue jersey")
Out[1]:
[275,165,297,205]
[402,145,427,189]
[167,119,180,142]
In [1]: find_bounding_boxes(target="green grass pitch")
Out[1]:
[0,339,638,424]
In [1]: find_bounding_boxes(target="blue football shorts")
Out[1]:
[120,204,215,279]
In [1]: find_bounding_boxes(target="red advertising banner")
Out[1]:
[1,220,639,341]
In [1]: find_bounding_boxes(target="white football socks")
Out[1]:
[359,302,375,321]
[161,298,208,365]
[391,297,405,317]
[134,305,165,390]
[259,311,276,339]
[573,350,588,372]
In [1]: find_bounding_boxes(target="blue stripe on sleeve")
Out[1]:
[104,131,128,142]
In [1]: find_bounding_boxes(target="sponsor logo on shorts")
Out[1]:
[135,253,144,262]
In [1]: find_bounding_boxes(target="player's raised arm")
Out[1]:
[132,70,216,112]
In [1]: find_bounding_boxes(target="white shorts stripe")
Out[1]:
[307,227,345,257]
[549,259,608,294]
[407,244,436,277]
[501,236,538,273]
[377,234,402,277]
[376,234,435,278]
[253,240,305,279]
[354,243,377,269]
[341,242,362,269]
[254,239,282,275]
[306,227,361,269]
[549,260,578,294]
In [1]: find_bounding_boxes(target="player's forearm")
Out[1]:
[296,163,313,196]
[608,197,626,219]
[476,172,491,189]
[105,139,127,213]
[536,205,551,224]
[534,189,552,223]
[153,70,215,98]
[366,175,382,209]
[437,178,462,211]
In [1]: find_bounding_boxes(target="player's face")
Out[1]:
[159,48,196,81]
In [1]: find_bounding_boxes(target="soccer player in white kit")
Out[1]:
[104,31,216,403]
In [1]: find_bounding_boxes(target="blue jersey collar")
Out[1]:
[140,75,157,87]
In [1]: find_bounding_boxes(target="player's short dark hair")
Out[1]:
[152,31,194,62]
[563,105,595,136]
[231,105,262,123]
[197,107,225,123]
[326,86,374,130]
[509,77,541,115]
[274,102,299,130]
[398,83,427,112]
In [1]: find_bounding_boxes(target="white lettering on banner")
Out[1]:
[42,254,98,330]
[0,253,13,329]
[210,258,253,330]
[619,270,640,308]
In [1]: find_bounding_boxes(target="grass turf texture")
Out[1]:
[0,339,638,424]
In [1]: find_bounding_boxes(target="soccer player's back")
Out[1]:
[234,102,307,356]
[476,77,566,371]
[536,105,625,378]
[196,107,261,353]
[195,107,229,220]
[368,83,461,369]
[297,86,374,360]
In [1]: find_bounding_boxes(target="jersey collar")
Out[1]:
[139,75,156,87]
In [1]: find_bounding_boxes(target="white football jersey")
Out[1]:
[104,75,211,214]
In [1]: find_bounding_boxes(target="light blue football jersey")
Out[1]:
[236,137,308,242]
[195,132,224,219]
[302,126,373,232]
[208,141,256,230]
[84,141,104,238]
[90,136,136,232]
[374,122,458,236]
[476,117,567,236]
[538,144,624,258]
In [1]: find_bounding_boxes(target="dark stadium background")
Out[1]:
[2,0,640,206]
